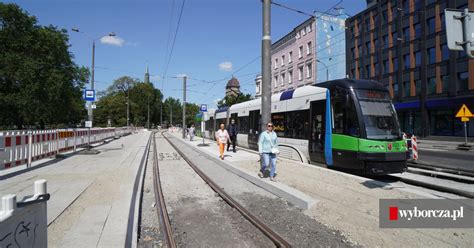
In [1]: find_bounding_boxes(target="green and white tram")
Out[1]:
[204,79,408,175]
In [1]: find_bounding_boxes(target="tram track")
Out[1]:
[151,131,177,248]
[160,131,292,247]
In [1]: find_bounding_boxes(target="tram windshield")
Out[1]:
[356,90,401,140]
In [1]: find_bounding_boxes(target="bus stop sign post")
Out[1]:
[198,104,209,147]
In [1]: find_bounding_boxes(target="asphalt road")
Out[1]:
[417,149,474,172]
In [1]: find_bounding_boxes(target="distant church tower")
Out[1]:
[226,76,241,97]
[144,65,150,84]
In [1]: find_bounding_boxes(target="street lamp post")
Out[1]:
[316,59,329,82]
[71,28,116,125]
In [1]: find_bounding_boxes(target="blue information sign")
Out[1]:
[83,89,96,101]
[200,104,208,112]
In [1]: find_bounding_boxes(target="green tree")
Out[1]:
[216,93,253,108]
[0,3,88,129]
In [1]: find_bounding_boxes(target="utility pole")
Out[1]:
[126,82,130,127]
[261,0,272,132]
[182,76,187,139]
[90,41,95,123]
[147,97,150,129]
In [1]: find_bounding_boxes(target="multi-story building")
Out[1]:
[346,0,474,137]
[269,12,347,94]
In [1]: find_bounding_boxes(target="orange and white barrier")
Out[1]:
[0,127,133,171]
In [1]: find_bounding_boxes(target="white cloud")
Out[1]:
[218,61,233,71]
[100,36,125,47]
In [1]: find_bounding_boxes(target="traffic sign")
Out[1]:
[83,89,96,101]
[445,8,474,55]
[455,104,474,118]
[91,104,97,109]
[200,104,208,112]
[85,121,92,128]
[461,117,470,122]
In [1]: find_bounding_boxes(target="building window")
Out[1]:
[365,19,370,31]
[442,75,450,93]
[274,76,278,88]
[392,31,398,44]
[383,35,389,49]
[298,46,303,58]
[289,52,292,63]
[403,54,410,69]
[296,31,300,39]
[357,45,362,56]
[427,17,436,34]
[403,81,410,97]
[302,27,306,36]
[414,23,421,38]
[288,70,293,84]
[403,27,410,42]
[306,25,312,33]
[366,65,371,77]
[281,73,285,85]
[414,0,422,11]
[298,66,303,81]
[374,38,379,50]
[351,47,355,58]
[393,57,398,72]
[393,82,399,98]
[441,44,449,61]
[415,80,421,96]
[366,41,371,55]
[428,77,436,95]
[427,47,436,64]
[281,55,285,66]
[275,59,278,69]
[415,51,421,66]
[392,6,398,19]
[306,63,312,79]
[403,0,409,15]
[307,42,312,55]
[383,60,389,74]
[457,71,468,92]
[374,62,379,75]
[382,10,388,22]
[440,13,446,29]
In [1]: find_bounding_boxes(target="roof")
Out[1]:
[315,79,387,92]
[226,77,240,88]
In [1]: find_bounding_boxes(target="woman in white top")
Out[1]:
[215,123,230,160]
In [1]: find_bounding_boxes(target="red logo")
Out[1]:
[389,206,398,221]
[387,143,393,150]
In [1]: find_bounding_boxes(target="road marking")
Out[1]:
[419,148,448,152]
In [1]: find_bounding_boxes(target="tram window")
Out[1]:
[238,116,249,133]
[332,89,360,137]
[271,110,309,139]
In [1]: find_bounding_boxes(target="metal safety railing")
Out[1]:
[0,127,133,171]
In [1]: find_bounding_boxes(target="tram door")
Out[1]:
[248,110,260,150]
[309,100,326,164]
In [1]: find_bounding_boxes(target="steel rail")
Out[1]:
[152,132,177,248]
[407,162,474,178]
[162,132,292,248]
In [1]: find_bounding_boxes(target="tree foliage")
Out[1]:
[216,93,253,108]
[0,3,88,129]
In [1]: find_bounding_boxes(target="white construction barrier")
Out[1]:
[0,179,50,248]
[0,127,133,171]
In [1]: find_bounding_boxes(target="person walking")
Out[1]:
[258,122,279,181]
[226,119,238,153]
[215,123,230,160]
[189,124,195,141]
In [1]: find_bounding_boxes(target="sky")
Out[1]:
[6,0,367,107]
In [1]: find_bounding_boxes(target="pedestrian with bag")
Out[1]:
[258,122,279,181]
[226,119,238,153]
[215,123,230,160]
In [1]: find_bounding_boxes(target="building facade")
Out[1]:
[270,12,347,94]
[346,0,474,137]
[226,77,241,97]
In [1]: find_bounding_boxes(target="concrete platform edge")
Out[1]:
[166,134,318,210]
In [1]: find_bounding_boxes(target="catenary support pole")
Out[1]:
[182,76,187,139]
[261,0,272,132]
